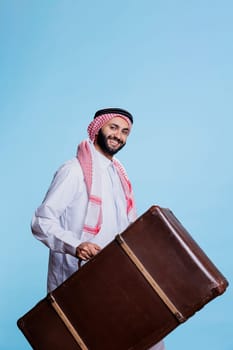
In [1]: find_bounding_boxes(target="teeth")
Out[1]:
[109,140,118,146]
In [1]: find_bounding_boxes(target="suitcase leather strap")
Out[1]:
[48,293,88,350]
[116,234,186,323]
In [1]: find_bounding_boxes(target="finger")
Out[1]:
[89,245,101,256]
[79,252,89,260]
[77,243,101,260]
[89,244,101,255]
[80,248,92,259]
[77,247,89,260]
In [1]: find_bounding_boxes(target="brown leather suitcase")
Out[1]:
[17,206,228,350]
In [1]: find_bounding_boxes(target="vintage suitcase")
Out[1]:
[17,206,228,350]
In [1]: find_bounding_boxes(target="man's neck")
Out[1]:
[93,142,113,160]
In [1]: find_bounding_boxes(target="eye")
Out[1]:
[122,129,129,136]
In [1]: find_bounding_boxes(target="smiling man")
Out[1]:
[32,108,136,292]
[31,108,165,350]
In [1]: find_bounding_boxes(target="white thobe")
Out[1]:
[31,146,165,350]
[32,146,130,292]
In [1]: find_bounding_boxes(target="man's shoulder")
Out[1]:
[55,158,83,178]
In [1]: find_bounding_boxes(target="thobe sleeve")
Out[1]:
[31,162,83,257]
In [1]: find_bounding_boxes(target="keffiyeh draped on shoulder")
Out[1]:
[77,139,136,235]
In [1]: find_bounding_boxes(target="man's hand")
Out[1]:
[76,242,101,261]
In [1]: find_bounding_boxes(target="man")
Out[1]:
[31,108,165,350]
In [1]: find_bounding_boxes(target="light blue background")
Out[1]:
[0,1,232,349]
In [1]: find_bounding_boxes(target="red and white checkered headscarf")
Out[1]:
[76,112,136,236]
[87,113,132,141]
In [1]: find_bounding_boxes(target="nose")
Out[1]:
[113,129,122,140]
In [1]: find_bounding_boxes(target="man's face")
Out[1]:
[95,116,130,158]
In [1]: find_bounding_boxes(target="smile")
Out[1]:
[109,140,120,147]
[108,137,123,147]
